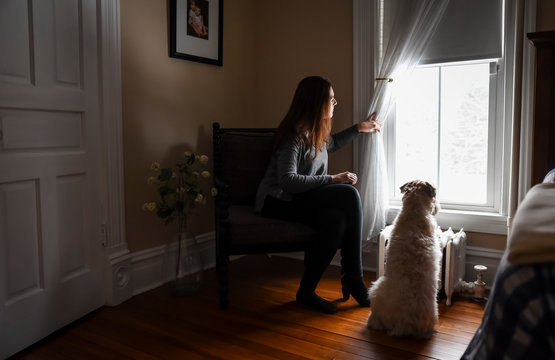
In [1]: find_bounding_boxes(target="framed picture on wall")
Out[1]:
[169,0,223,66]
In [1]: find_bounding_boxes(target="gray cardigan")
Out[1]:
[255,125,360,213]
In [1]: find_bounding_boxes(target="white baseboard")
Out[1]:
[465,246,505,289]
[275,243,504,289]
[273,241,380,273]
[107,231,504,305]
[104,249,133,306]
[129,245,166,296]
[105,232,217,305]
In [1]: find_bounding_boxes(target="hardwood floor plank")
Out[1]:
[75,312,213,359]
[72,327,161,360]
[114,305,325,360]
[12,255,484,360]
[91,308,279,360]
[147,297,428,360]
[214,275,472,359]
[117,291,370,360]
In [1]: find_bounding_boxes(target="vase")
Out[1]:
[173,225,204,295]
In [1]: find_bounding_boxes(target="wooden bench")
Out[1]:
[212,122,316,308]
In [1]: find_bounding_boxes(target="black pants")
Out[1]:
[261,184,364,292]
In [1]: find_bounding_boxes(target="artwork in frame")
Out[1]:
[169,0,223,66]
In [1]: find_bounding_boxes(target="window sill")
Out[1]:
[386,206,508,235]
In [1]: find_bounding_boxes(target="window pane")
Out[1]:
[439,63,489,204]
[394,62,490,205]
[395,67,439,194]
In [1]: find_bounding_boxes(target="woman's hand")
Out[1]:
[357,112,381,133]
[332,171,358,185]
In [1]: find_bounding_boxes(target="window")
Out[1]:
[353,0,517,234]
[389,60,501,212]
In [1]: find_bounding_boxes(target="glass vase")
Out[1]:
[173,218,204,295]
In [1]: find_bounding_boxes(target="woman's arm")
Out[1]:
[328,125,359,152]
[328,112,381,152]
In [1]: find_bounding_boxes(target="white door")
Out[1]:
[0,0,105,357]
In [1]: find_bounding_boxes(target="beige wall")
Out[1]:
[252,1,354,176]
[121,0,353,251]
[537,0,555,31]
[121,0,257,250]
[121,0,555,253]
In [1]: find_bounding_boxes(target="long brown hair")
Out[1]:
[274,76,333,157]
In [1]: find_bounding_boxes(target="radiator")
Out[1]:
[377,226,467,306]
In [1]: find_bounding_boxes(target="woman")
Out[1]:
[255,76,381,314]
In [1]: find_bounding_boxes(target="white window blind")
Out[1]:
[420,0,504,64]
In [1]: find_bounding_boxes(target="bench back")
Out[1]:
[212,123,276,205]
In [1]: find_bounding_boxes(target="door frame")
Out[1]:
[99,0,132,306]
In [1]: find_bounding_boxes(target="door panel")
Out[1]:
[1,180,42,307]
[0,0,104,357]
[1,109,82,150]
[0,0,31,85]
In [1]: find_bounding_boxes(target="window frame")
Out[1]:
[353,0,520,235]
[385,59,504,213]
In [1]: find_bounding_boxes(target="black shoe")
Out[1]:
[341,278,370,307]
[296,290,337,314]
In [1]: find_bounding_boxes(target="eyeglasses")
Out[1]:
[330,96,337,105]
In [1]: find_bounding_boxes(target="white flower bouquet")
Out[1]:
[142,151,216,225]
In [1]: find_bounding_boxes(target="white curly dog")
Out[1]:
[367,180,442,338]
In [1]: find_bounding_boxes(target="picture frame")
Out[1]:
[169,0,223,66]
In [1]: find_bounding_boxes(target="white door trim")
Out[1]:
[98,0,132,306]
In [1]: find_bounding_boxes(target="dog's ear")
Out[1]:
[400,181,413,194]
[424,182,436,198]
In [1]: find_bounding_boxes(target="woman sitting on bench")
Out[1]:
[255,76,381,314]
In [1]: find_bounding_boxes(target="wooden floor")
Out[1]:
[12,255,485,360]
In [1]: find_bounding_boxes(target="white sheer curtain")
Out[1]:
[356,0,450,241]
